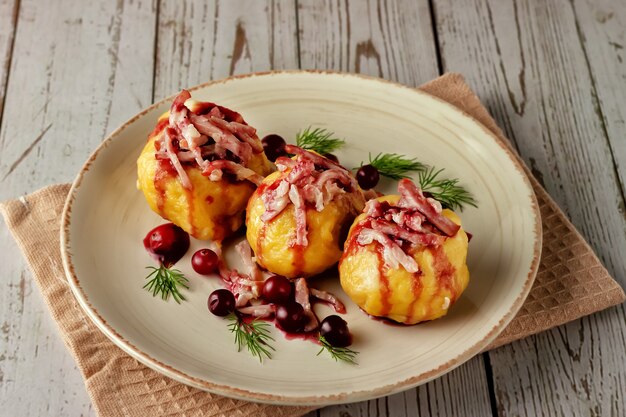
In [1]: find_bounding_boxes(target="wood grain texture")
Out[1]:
[316,356,495,417]
[0,0,156,415]
[2,0,625,415]
[0,0,157,194]
[0,0,18,123]
[434,0,626,415]
[435,0,626,281]
[571,0,626,209]
[154,0,298,101]
[298,0,438,86]
[298,1,493,416]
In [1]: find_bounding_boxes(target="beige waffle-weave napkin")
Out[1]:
[1,73,624,416]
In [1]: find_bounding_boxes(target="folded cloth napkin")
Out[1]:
[1,73,624,417]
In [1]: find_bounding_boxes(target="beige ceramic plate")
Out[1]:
[61,71,541,405]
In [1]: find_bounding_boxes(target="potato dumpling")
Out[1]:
[137,90,273,241]
[339,186,469,324]
[137,126,271,240]
[246,147,365,278]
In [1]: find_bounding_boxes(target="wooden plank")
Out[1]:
[154,0,298,100]
[434,0,626,415]
[435,0,626,282]
[311,356,493,417]
[0,0,156,415]
[0,0,18,121]
[298,0,439,86]
[298,1,494,416]
[571,0,626,204]
[0,0,157,193]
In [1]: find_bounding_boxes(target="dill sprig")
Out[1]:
[143,265,189,303]
[296,127,346,154]
[366,153,427,180]
[316,335,359,365]
[227,313,275,362]
[418,167,477,211]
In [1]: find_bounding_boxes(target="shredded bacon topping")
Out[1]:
[260,145,364,247]
[237,304,275,318]
[294,278,319,332]
[154,90,265,189]
[397,179,460,237]
[213,241,265,307]
[214,241,345,330]
[310,288,346,314]
[350,179,461,274]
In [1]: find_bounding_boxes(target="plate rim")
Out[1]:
[60,70,542,405]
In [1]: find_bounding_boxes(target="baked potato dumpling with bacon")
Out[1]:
[339,179,469,324]
[246,146,365,278]
[137,90,273,241]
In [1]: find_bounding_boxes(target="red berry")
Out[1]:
[143,223,190,267]
[275,302,305,333]
[261,134,287,162]
[192,249,219,275]
[262,275,292,304]
[356,164,380,190]
[320,315,352,347]
[208,289,236,316]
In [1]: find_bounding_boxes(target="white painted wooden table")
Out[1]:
[1,1,625,416]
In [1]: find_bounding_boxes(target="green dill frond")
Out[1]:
[143,265,189,303]
[226,314,275,362]
[366,153,427,180]
[418,167,477,211]
[316,335,359,365]
[296,127,345,154]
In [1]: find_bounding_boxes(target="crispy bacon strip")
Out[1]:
[209,117,263,153]
[364,199,385,217]
[315,168,354,189]
[237,304,275,318]
[190,114,252,164]
[289,184,308,246]
[286,157,315,183]
[169,90,207,152]
[302,184,325,211]
[204,160,263,186]
[212,242,230,282]
[224,268,264,307]
[310,288,346,314]
[235,241,263,283]
[403,212,426,233]
[162,128,192,189]
[370,219,444,246]
[274,159,295,173]
[322,182,347,206]
[284,144,343,170]
[169,90,190,125]
[294,278,319,332]
[208,106,223,118]
[261,180,291,221]
[398,179,460,236]
[357,228,419,273]
[212,242,262,308]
